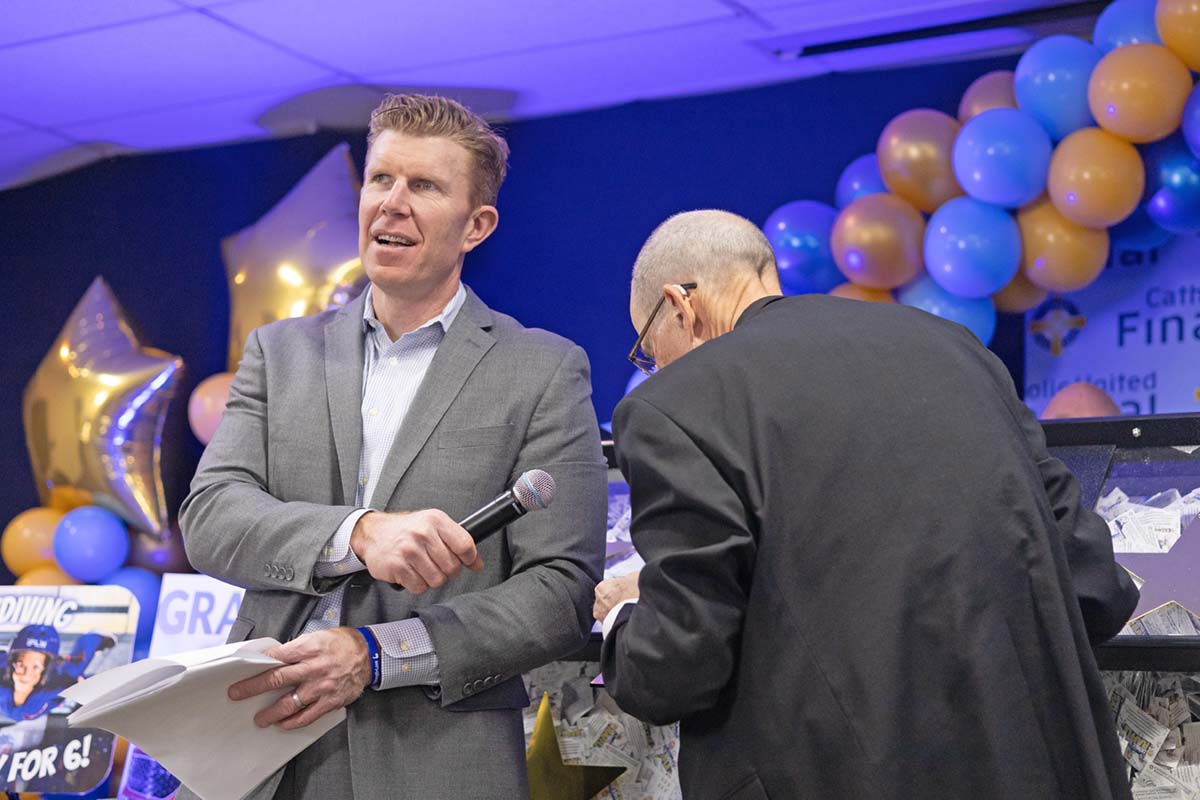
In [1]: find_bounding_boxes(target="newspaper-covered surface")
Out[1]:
[1100,487,1200,554]
[1105,599,1200,797]
[524,661,681,800]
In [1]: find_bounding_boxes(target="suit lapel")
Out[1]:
[324,291,368,505]
[368,289,496,509]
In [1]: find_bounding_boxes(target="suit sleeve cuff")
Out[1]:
[368,618,440,690]
[602,599,638,639]
[312,509,370,578]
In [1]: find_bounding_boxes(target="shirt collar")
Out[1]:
[362,282,468,343]
[734,294,785,329]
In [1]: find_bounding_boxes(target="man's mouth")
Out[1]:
[373,232,417,248]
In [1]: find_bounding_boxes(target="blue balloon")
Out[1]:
[1142,132,1200,197]
[1148,184,1200,233]
[104,566,161,642]
[1110,204,1174,251]
[924,198,1022,298]
[1185,84,1200,161]
[953,108,1051,207]
[835,154,887,208]
[1142,132,1200,233]
[1014,35,1102,141]
[762,201,842,295]
[899,275,997,344]
[1092,0,1161,53]
[53,506,129,583]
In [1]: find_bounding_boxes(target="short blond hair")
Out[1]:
[368,94,510,207]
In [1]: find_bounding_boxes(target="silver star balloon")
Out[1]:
[22,277,183,535]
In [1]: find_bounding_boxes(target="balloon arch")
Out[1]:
[763,0,1200,345]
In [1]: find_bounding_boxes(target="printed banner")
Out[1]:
[117,573,244,800]
[0,585,137,795]
[1024,232,1200,417]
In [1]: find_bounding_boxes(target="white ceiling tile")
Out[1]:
[0,130,105,188]
[0,12,335,127]
[367,16,823,121]
[59,83,344,150]
[208,0,738,76]
[0,116,32,135]
[0,0,181,48]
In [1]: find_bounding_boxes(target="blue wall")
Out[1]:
[0,54,1023,540]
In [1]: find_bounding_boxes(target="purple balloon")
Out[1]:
[128,522,193,575]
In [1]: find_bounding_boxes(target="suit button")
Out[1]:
[482,676,494,688]
[463,683,474,696]
[285,568,294,580]
[473,679,484,690]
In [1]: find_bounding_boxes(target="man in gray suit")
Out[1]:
[179,94,607,799]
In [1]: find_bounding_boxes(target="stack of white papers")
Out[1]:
[61,638,345,800]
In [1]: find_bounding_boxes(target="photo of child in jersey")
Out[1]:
[0,587,137,796]
[0,625,114,723]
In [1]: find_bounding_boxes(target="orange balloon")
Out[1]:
[831,194,926,290]
[1018,196,1111,293]
[1156,0,1200,71]
[188,372,235,445]
[958,70,1017,124]
[993,271,1048,314]
[1047,128,1145,228]
[16,564,81,586]
[877,109,965,213]
[2,507,63,576]
[828,282,896,303]
[1088,44,1193,143]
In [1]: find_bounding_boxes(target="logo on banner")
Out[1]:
[0,585,137,796]
[1024,235,1200,417]
[1029,298,1087,356]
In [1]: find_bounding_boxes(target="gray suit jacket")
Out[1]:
[178,287,607,799]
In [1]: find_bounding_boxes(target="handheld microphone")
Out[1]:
[458,469,555,542]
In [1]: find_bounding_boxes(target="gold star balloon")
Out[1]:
[526,693,626,800]
[22,277,183,536]
[222,142,365,369]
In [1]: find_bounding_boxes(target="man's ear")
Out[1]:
[662,284,699,340]
[462,205,499,253]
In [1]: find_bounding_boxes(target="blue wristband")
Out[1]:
[357,626,382,689]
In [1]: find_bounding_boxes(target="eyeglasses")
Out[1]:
[627,282,697,376]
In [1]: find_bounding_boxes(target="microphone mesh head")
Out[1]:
[513,469,555,510]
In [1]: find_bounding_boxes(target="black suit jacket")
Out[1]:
[602,295,1138,800]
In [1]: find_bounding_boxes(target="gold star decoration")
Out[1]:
[221,143,365,370]
[22,277,183,535]
[527,692,626,800]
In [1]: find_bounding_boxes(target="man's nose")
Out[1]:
[381,183,412,216]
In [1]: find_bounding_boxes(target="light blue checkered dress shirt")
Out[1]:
[300,283,467,690]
